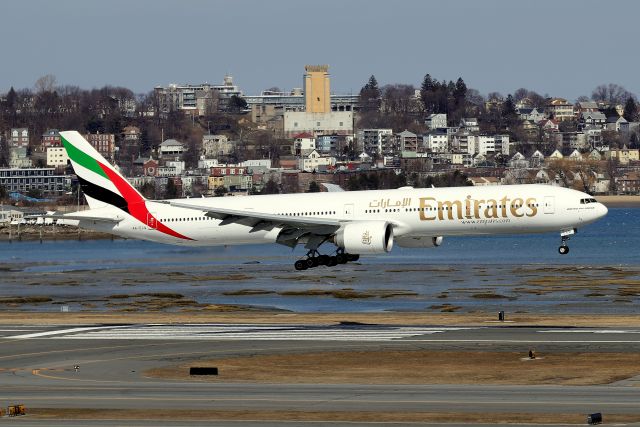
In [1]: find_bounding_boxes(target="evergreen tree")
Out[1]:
[214,185,227,197]
[623,97,637,122]
[0,184,6,200]
[6,87,16,111]
[420,74,435,112]
[164,178,178,199]
[453,77,467,105]
[359,75,381,112]
[307,181,321,192]
[502,94,517,118]
[227,95,248,113]
[261,178,280,194]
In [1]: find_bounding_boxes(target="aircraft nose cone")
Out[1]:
[598,203,608,218]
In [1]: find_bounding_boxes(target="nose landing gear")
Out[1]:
[558,228,576,255]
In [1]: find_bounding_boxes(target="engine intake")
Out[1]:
[335,221,394,254]
[395,236,443,248]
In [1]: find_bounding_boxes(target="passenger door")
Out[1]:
[343,204,354,218]
[543,196,555,214]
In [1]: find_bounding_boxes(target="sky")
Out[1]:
[1,0,637,101]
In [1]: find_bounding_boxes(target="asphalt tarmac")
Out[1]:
[1,323,640,426]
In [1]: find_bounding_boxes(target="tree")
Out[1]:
[592,83,636,105]
[6,86,16,110]
[0,184,7,200]
[502,94,517,118]
[359,75,381,112]
[0,136,8,167]
[453,77,467,107]
[307,181,321,193]
[623,97,637,122]
[227,95,247,113]
[139,182,156,199]
[260,178,280,194]
[26,188,43,199]
[164,178,178,199]
[214,185,227,197]
[34,74,57,94]
[420,74,435,112]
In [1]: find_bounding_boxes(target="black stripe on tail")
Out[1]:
[78,176,130,214]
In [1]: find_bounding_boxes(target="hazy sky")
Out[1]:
[1,0,637,101]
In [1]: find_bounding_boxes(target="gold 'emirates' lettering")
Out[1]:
[419,195,538,221]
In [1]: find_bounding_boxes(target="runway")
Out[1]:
[1,323,640,426]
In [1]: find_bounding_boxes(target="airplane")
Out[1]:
[48,131,608,270]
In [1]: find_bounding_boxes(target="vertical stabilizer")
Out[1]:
[60,131,146,211]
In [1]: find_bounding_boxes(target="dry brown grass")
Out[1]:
[23,408,640,424]
[3,311,640,327]
[146,350,640,386]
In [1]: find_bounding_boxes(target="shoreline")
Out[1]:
[595,194,640,207]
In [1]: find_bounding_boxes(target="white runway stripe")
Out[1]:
[9,325,131,339]
[540,329,640,334]
[49,325,473,342]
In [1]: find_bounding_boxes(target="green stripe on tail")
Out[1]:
[61,135,109,180]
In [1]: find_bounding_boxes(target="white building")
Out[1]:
[202,134,232,158]
[467,135,509,156]
[159,139,185,157]
[239,159,272,171]
[293,133,316,155]
[424,129,449,153]
[298,150,336,172]
[459,118,480,132]
[165,160,185,175]
[284,111,353,138]
[198,157,219,169]
[357,129,393,155]
[9,148,31,168]
[425,113,447,129]
[46,146,69,167]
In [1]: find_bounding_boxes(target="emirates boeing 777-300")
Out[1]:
[45,131,608,270]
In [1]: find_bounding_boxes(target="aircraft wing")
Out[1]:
[162,201,344,248]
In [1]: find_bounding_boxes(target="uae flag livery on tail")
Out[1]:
[60,131,192,240]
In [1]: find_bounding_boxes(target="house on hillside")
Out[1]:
[159,139,185,157]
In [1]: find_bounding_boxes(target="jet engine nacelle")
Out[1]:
[335,221,394,254]
[395,236,443,248]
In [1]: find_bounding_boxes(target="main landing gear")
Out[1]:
[558,228,576,255]
[294,249,360,270]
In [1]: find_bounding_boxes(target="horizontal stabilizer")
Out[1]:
[27,213,123,223]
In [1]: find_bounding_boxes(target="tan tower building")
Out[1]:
[284,64,353,138]
[304,65,330,113]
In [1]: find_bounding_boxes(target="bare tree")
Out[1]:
[591,83,636,105]
[34,74,57,94]
[546,159,573,188]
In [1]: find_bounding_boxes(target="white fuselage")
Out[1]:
[79,184,607,248]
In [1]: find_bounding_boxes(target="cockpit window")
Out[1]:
[580,198,598,204]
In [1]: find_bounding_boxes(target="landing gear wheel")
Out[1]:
[558,245,569,255]
[327,256,338,267]
[306,257,320,268]
[294,260,308,270]
[336,253,348,264]
[346,254,360,262]
[318,254,330,265]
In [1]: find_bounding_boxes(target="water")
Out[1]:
[0,208,638,313]
[1,208,637,267]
